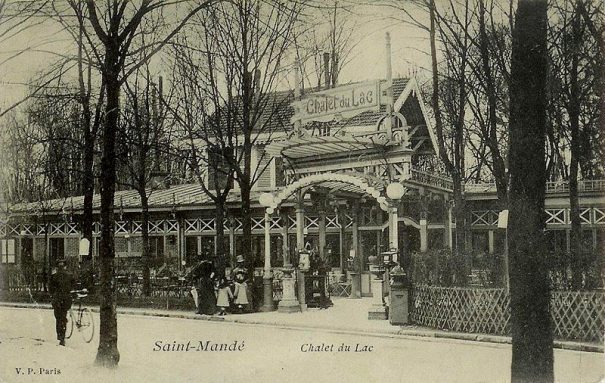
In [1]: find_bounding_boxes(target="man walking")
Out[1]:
[49,260,74,346]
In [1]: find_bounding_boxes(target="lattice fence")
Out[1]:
[411,286,510,335]
[411,285,605,342]
[551,291,604,342]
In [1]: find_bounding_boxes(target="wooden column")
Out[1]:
[338,209,345,274]
[196,236,201,256]
[177,217,185,270]
[349,203,362,299]
[390,205,399,251]
[261,209,274,312]
[318,208,326,261]
[351,204,359,269]
[296,193,305,251]
[444,198,453,249]
[488,230,495,254]
[420,217,428,252]
[18,235,22,266]
[296,192,306,310]
[281,209,290,267]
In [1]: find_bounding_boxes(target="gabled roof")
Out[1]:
[208,77,437,154]
[235,78,412,134]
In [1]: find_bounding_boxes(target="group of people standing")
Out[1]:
[191,255,251,316]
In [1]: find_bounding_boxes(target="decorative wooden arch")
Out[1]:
[264,172,395,214]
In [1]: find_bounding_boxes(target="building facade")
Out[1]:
[1,76,603,294]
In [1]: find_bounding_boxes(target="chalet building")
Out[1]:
[1,75,603,296]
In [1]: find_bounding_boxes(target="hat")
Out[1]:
[57,260,66,268]
[236,255,245,263]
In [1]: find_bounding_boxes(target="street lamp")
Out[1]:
[259,193,275,312]
[386,182,405,200]
[386,182,405,263]
[368,183,405,321]
[259,193,274,208]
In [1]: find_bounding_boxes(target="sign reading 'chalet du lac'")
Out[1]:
[291,81,381,124]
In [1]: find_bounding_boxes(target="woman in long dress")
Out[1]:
[196,261,217,315]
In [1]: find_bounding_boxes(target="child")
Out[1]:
[216,277,233,316]
[233,271,249,312]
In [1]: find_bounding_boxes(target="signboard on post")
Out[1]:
[498,210,509,229]
[79,238,90,256]
[291,81,381,124]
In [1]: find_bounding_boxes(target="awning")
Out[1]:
[265,134,387,160]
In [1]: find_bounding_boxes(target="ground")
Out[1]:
[0,305,603,383]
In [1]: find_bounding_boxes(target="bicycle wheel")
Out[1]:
[78,308,94,343]
[65,310,74,339]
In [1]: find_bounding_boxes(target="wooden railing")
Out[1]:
[464,179,605,194]
[546,179,605,193]
[411,285,605,342]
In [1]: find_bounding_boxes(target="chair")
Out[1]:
[330,281,351,297]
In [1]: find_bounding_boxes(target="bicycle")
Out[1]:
[65,289,94,343]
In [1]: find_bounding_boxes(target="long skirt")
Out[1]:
[216,287,232,308]
[233,282,249,305]
[197,278,217,315]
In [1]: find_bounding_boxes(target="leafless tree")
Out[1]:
[117,68,169,296]
[0,108,70,288]
[548,0,603,289]
[168,32,237,273]
[71,0,217,367]
[295,0,360,91]
[170,1,305,280]
[508,0,553,380]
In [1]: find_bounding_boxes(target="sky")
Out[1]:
[0,1,434,113]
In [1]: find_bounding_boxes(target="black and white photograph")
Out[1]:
[0,1,603,382]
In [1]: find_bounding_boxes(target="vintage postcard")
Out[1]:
[0,1,603,382]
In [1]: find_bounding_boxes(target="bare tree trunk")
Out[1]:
[453,177,466,280]
[568,6,583,290]
[478,0,508,207]
[508,1,552,381]
[43,222,49,292]
[214,198,226,276]
[95,58,120,367]
[429,0,468,266]
[240,177,253,276]
[76,10,95,265]
[140,191,151,296]
[240,65,254,280]
[82,128,94,262]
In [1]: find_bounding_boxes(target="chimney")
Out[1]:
[323,52,330,90]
